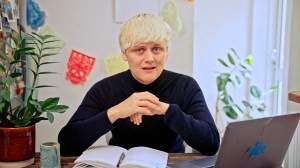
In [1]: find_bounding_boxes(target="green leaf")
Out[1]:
[250,85,261,98]
[31,32,44,41]
[10,116,31,128]
[239,62,252,72]
[47,105,69,113]
[257,108,265,112]
[223,106,238,119]
[10,72,22,78]
[242,100,252,108]
[30,117,47,124]
[44,40,60,44]
[29,100,42,112]
[227,53,235,65]
[27,67,38,77]
[0,90,10,102]
[0,103,5,112]
[235,104,243,113]
[10,60,26,65]
[13,105,26,118]
[217,74,230,91]
[270,86,278,90]
[40,61,59,66]
[14,47,35,60]
[31,56,39,68]
[38,72,59,75]
[41,34,55,40]
[42,47,60,50]
[4,77,13,85]
[41,53,57,58]
[0,49,9,61]
[218,58,229,67]
[34,85,56,89]
[41,97,59,111]
[47,112,54,123]
[244,113,253,119]
[235,75,241,85]
[0,64,5,72]
[246,55,253,65]
[230,48,239,58]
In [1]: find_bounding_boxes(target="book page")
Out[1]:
[120,147,168,168]
[74,146,128,167]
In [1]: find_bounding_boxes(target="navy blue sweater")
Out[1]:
[58,70,220,156]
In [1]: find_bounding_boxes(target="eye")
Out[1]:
[135,48,145,54]
[152,47,163,54]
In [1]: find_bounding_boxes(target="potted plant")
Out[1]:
[215,48,277,133]
[0,31,69,167]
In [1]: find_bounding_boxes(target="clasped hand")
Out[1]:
[107,92,169,125]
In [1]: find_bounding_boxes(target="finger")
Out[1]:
[139,92,161,105]
[138,113,142,124]
[134,114,139,125]
[137,101,160,114]
[130,115,134,122]
[137,107,154,116]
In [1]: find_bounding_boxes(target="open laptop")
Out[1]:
[171,113,300,168]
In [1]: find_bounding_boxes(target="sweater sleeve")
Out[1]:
[58,83,114,156]
[164,79,220,155]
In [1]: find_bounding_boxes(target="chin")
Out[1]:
[140,77,157,85]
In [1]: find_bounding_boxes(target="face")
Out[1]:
[122,42,168,85]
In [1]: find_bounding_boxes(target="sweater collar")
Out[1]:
[127,69,166,92]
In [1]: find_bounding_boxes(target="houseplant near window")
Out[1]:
[0,31,69,167]
[215,48,277,132]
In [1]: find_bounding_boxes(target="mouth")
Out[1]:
[142,67,155,70]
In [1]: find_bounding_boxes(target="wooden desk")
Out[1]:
[26,153,207,168]
[289,91,300,104]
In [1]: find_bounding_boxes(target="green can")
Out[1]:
[40,142,61,168]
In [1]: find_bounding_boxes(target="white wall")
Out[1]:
[193,0,277,122]
[20,0,195,151]
[287,0,300,111]
[194,0,253,120]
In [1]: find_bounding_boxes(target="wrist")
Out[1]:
[107,107,119,124]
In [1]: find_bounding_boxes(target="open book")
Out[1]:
[73,146,168,168]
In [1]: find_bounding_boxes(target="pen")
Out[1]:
[117,152,125,167]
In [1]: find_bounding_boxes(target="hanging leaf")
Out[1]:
[217,74,229,91]
[242,100,252,108]
[0,90,10,102]
[228,53,235,65]
[218,58,229,67]
[235,75,241,85]
[230,48,239,58]
[246,55,253,65]
[250,85,261,98]
[223,106,238,119]
[47,112,54,123]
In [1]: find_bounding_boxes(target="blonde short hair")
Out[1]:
[118,13,172,53]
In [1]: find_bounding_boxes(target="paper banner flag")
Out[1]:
[66,50,95,85]
[26,0,46,30]
[159,0,183,34]
[104,54,129,76]
[37,24,65,55]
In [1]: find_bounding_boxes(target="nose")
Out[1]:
[145,50,154,62]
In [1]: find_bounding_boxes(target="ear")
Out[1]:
[121,52,127,61]
[165,50,169,60]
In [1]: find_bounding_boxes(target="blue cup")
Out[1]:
[40,142,61,168]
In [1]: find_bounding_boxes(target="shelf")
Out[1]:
[288,91,300,104]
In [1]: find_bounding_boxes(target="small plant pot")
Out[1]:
[0,125,35,167]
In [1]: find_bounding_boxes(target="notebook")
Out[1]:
[171,112,300,168]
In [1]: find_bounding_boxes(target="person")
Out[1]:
[58,13,220,156]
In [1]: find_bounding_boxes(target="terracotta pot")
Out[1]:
[0,125,35,161]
